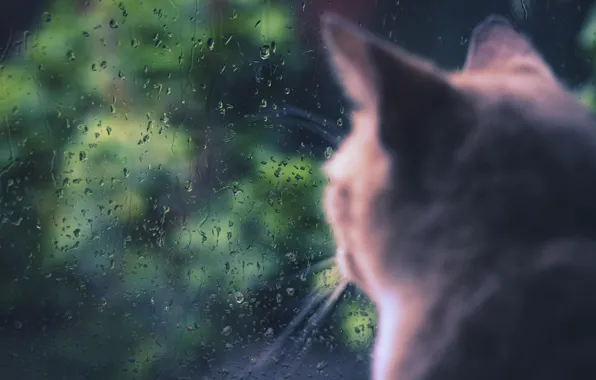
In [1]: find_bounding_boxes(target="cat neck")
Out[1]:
[373,287,428,380]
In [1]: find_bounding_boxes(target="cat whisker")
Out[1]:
[243,105,345,146]
[291,257,336,281]
[237,282,335,378]
[278,104,345,132]
[246,255,335,295]
[280,279,349,379]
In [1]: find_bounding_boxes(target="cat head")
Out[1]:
[320,14,596,303]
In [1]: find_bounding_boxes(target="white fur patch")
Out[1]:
[374,292,404,380]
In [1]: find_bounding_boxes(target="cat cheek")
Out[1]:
[335,247,351,280]
[323,188,341,230]
[337,247,372,294]
[322,188,336,229]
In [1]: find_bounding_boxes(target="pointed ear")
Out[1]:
[321,13,453,116]
[321,14,469,190]
[320,14,379,109]
[464,15,553,76]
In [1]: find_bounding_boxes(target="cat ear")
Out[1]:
[321,13,453,115]
[321,14,467,188]
[464,15,553,75]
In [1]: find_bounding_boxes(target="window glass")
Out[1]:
[0,0,593,378]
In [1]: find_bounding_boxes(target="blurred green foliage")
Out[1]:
[0,0,374,378]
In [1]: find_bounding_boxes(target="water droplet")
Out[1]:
[511,0,534,20]
[264,327,274,338]
[43,12,52,22]
[222,326,232,336]
[109,19,119,29]
[286,287,295,296]
[324,146,334,159]
[260,44,271,60]
[234,291,244,303]
[337,118,343,127]
[316,361,328,371]
[275,293,282,303]
[207,37,215,51]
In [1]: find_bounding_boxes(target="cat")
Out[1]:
[321,13,596,380]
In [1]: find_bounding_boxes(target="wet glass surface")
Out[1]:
[0,0,593,379]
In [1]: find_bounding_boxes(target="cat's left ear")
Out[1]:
[321,13,455,119]
[321,13,466,167]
